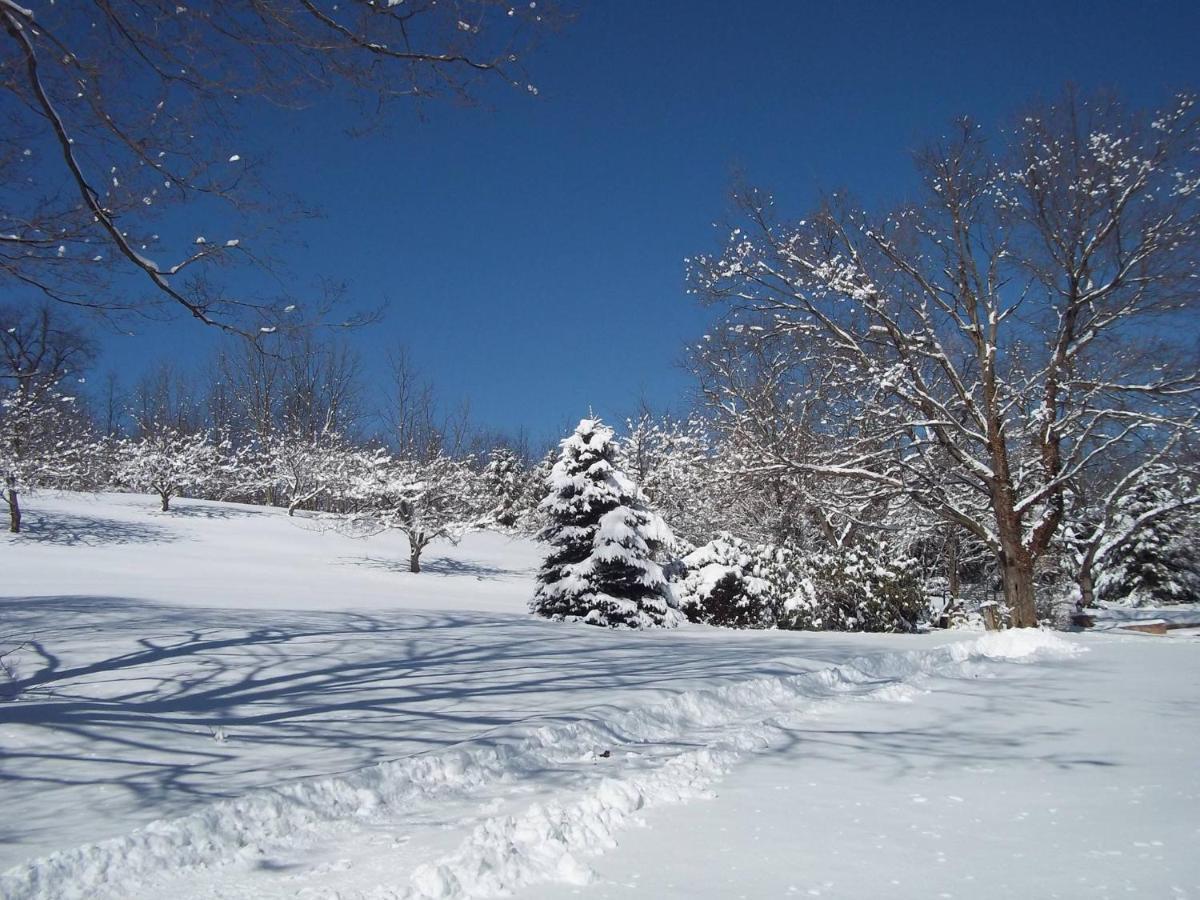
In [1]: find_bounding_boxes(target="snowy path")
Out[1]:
[2,631,1104,900]
[520,634,1200,900]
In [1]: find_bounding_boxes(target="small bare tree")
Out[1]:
[347,450,484,573]
[0,388,92,531]
[0,303,97,401]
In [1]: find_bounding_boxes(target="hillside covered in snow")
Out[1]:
[1,492,1198,899]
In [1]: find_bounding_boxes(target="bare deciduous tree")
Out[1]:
[0,303,97,400]
[1,0,559,333]
[691,92,1200,627]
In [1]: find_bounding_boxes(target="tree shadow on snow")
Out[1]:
[338,554,528,579]
[0,595,1114,861]
[152,503,272,521]
[8,512,176,547]
[0,595,839,820]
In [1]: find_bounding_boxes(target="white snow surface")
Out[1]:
[2,492,1198,899]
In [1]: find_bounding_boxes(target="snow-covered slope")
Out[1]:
[2,492,1197,899]
[2,491,542,612]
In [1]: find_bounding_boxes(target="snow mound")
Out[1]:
[950,628,1084,662]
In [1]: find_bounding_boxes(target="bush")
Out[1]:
[781,541,924,633]
[677,533,796,628]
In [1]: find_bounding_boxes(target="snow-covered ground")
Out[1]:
[2,492,1197,899]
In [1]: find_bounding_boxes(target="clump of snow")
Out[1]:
[949,628,1084,662]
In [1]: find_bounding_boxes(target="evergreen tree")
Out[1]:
[481,447,525,529]
[1095,473,1200,607]
[783,540,925,633]
[531,418,679,628]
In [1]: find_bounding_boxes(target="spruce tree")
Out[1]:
[481,447,524,528]
[1096,473,1200,607]
[531,418,679,628]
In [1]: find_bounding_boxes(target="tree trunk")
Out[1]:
[998,545,1038,628]
[1077,562,1096,610]
[160,491,170,512]
[5,483,20,534]
[946,535,961,598]
[409,544,422,574]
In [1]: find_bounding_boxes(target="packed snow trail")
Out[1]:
[521,633,1200,900]
[0,631,1083,900]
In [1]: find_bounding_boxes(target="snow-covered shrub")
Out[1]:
[782,541,924,633]
[678,533,795,628]
[532,418,679,629]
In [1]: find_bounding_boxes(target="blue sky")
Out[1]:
[94,0,1200,442]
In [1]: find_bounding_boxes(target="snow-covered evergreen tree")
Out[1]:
[531,418,679,628]
[480,447,525,529]
[677,533,797,628]
[516,448,556,532]
[784,540,924,633]
[1095,472,1200,607]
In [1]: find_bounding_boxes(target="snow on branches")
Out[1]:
[344,450,485,573]
[117,428,226,512]
[532,418,679,629]
[689,91,1200,627]
[0,388,93,532]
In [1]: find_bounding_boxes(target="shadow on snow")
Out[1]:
[0,596,1117,855]
[338,554,531,580]
[6,512,177,548]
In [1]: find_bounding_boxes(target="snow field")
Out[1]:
[6,492,1191,900]
[1,630,1082,900]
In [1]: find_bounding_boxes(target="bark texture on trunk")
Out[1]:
[409,546,421,574]
[160,492,170,512]
[1077,566,1096,610]
[1075,544,1099,610]
[999,546,1039,628]
[946,537,961,598]
[5,486,20,534]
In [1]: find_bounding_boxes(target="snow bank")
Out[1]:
[947,627,1085,662]
[0,631,1083,900]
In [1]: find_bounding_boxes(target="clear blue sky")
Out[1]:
[95,0,1200,442]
